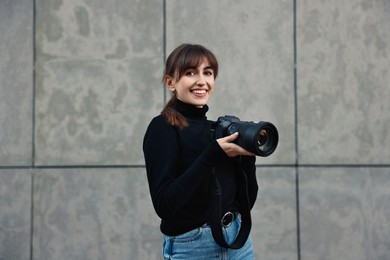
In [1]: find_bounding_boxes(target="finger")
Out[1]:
[220,132,239,142]
[233,144,255,156]
[244,151,256,156]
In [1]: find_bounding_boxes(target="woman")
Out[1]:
[143,43,258,259]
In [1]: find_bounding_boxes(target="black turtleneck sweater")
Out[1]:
[143,100,258,236]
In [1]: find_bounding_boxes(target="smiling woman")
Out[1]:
[161,44,219,129]
[165,61,215,108]
[143,44,258,259]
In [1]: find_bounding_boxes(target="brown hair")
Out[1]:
[161,44,219,128]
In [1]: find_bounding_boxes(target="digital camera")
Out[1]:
[214,115,278,157]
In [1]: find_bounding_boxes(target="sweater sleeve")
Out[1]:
[143,116,225,219]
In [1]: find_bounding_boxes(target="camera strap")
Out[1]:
[208,166,252,249]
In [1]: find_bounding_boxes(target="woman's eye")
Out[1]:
[186,71,196,76]
[204,71,213,76]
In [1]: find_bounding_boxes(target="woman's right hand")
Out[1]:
[217,132,255,157]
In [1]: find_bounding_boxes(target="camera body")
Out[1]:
[214,115,278,157]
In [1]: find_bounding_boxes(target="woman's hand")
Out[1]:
[217,132,255,157]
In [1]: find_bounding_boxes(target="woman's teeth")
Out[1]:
[192,89,206,94]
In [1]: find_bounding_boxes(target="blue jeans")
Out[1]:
[162,215,254,259]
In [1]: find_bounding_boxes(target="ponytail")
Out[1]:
[161,95,188,129]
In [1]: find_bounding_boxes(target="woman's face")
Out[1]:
[165,60,215,108]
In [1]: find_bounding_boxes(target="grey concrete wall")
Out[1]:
[0,0,389,259]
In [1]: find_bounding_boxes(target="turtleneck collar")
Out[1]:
[173,99,209,119]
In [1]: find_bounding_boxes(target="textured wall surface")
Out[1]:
[0,0,389,259]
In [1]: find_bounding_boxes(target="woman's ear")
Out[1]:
[164,75,176,92]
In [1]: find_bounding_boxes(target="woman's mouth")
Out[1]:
[191,89,207,96]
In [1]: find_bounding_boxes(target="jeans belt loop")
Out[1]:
[221,211,235,228]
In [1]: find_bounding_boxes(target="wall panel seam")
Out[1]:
[163,0,167,104]
[30,0,37,259]
[293,0,301,259]
[1,164,390,170]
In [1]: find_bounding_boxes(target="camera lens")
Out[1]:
[231,121,278,157]
[255,124,278,156]
[257,129,267,146]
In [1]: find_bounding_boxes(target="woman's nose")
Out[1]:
[196,75,206,85]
